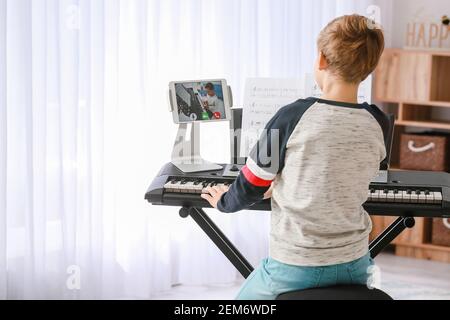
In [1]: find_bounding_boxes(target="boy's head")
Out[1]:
[205,83,216,97]
[315,14,385,87]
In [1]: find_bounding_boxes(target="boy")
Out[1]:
[202,82,225,119]
[201,14,389,300]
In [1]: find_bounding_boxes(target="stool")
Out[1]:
[276,285,393,300]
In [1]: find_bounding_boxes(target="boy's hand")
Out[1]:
[264,184,274,200]
[201,185,230,209]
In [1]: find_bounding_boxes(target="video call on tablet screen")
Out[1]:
[173,81,228,122]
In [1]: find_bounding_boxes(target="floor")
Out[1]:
[155,253,450,300]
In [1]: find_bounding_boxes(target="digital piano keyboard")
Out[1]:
[146,163,450,218]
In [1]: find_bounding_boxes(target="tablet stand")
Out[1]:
[171,123,223,173]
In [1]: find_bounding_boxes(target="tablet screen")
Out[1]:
[172,80,230,122]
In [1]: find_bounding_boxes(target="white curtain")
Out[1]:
[0,0,375,299]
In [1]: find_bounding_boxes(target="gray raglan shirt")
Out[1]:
[218,97,389,266]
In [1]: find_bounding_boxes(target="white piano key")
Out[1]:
[192,183,204,194]
[183,182,197,193]
[410,192,419,203]
[378,191,387,202]
[371,190,380,202]
[401,191,411,203]
[394,191,402,203]
[418,191,427,204]
[163,181,175,191]
[175,182,187,192]
[424,192,433,204]
[386,190,396,203]
[367,190,373,201]
[433,192,443,204]
[174,182,185,193]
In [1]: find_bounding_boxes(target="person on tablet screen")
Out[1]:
[202,82,225,119]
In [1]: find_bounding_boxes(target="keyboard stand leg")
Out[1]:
[179,207,254,279]
[369,216,415,259]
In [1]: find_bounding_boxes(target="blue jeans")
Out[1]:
[236,253,374,300]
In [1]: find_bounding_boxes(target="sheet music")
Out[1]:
[240,76,373,157]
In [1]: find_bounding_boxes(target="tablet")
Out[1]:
[169,79,232,123]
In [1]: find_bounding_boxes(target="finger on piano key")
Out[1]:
[202,183,216,194]
[216,183,229,191]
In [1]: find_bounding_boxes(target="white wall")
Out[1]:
[372,0,394,47]
[391,0,449,48]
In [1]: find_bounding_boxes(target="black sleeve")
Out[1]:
[217,99,315,213]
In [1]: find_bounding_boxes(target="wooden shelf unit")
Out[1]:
[372,48,450,263]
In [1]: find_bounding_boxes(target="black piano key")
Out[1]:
[406,189,412,195]
[425,190,430,195]
[393,189,399,194]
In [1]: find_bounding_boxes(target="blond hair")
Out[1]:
[317,14,385,83]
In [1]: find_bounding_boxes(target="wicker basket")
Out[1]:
[432,218,450,247]
[399,134,450,171]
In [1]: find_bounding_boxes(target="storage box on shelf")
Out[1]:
[372,48,450,263]
[399,133,450,172]
[432,218,450,247]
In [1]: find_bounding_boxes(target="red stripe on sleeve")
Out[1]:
[241,165,273,187]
